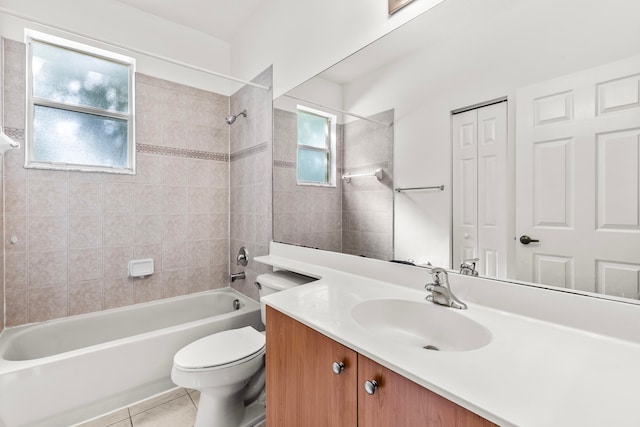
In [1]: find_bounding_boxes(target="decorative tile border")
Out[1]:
[273,160,295,169]
[230,142,268,162]
[137,143,229,162]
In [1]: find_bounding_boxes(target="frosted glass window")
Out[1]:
[33,106,128,167]
[297,149,329,182]
[26,31,135,173]
[32,41,129,113]
[297,109,333,185]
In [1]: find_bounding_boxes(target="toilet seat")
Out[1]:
[174,326,265,371]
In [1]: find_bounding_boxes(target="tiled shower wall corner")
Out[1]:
[229,66,273,300]
[0,159,4,332]
[272,108,343,252]
[2,39,232,327]
[342,110,394,260]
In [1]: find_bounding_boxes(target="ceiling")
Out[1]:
[111,0,266,42]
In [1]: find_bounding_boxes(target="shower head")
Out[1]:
[225,109,247,125]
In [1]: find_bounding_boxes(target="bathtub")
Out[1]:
[0,288,263,427]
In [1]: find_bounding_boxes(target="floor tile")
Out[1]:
[75,408,130,427]
[131,395,197,427]
[128,388,187,416]
[188,390,200,408]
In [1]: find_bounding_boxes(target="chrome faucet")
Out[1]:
[460,258,479,276]
[425,268,468,310]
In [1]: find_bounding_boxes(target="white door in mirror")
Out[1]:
[516,54,640,297]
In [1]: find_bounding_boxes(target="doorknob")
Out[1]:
[519,235,540,245]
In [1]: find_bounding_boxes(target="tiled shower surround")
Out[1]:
[1,38,247,327]
[229,67,274,301]
[273,108,343,253]
[342,110,394,260]
[273,108,394,261]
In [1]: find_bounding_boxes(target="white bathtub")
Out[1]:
[0,288,263,427]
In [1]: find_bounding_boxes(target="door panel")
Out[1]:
[516,54,640,295]
[453,103,507,278]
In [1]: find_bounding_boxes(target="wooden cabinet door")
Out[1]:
[266,306,358,426]
[358,354,496,427]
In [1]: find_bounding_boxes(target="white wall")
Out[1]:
[231,0,446,97]
[0,0,234,94]
[333,0,640,268]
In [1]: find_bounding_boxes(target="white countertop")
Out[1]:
[257,248,640,427]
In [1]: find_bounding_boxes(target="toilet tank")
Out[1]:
[256,271,316,325]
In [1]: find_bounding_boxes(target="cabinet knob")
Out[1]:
[332,361,345,375]
[364,379,378,395]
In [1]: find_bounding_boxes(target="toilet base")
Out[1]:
[195,389,265,427]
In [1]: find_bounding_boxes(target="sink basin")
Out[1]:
[351,299,492,352]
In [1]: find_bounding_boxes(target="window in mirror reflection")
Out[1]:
[296,106,336,186]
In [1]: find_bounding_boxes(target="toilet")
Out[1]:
[171,270,314,427]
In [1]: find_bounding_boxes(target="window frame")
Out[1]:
[296,105,337,187]
[25,30,136,174]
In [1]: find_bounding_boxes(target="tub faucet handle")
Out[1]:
[237,247,249,266]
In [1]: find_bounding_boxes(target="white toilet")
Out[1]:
[171,270,314,427]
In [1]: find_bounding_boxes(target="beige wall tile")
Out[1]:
[28,250,67,288]
[134,244,162,272]
[103,215,135,246]
[28,215,68,251]
[187,267,211,293]
[187,214,210,241]
[69,180,103,215]
[162,186,188,214]
[163,269,188,298]
[29,285,67,322]
[69,215,103,249]
[136,153,163,184]
[28,179,68,216]
[133,273,163,304]
[5,215,26,253]
[103,276,133,309]
[162,156,189,186]
[187,240,210,269]
[69,280,103,316]
[5,289,27,326]
[136,112,162,145]
[134,215,162,245]
[5,252,27,289]
[69,247,102,283]
[5,178,27,215]
[161,120,188,149]
[210,213,228,239]
[187,159,211,187]
[103,182,134,215]
[134,185,163,215]
[187,187,210,214]
[103,246,133,278]
[161,240,187,271]
[161,215,187,243]
[210,188,229,214]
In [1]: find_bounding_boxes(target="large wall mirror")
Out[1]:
[273,0,640,304]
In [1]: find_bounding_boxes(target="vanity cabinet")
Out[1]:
[266,306,495,427]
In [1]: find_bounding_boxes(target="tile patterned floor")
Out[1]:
[75,388,267,427]
[75,388,199,427]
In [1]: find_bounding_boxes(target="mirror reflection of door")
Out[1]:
[452,101,508,278]
[516,55,640,298]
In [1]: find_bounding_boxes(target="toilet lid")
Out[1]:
[174,326,265,369]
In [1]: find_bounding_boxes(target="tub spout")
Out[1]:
[230,272,245,282]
